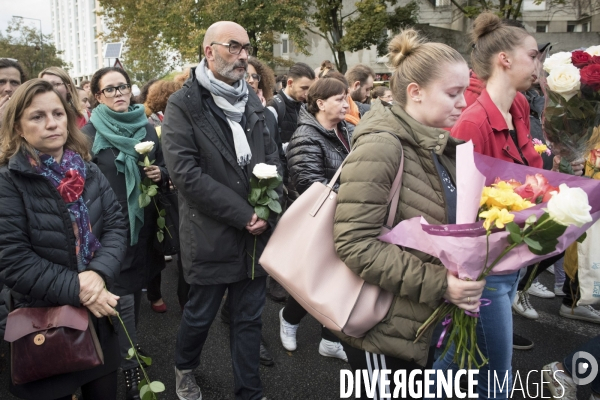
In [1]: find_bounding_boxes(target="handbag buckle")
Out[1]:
[33,334,45,346]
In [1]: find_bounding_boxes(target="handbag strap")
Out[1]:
[326,132,404,228]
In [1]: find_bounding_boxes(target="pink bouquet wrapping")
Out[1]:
[378,141,600,368]
[379,141,600,280]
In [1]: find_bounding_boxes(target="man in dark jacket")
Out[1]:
[162,21,280,400]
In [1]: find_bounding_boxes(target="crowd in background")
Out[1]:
[0,14,598,400]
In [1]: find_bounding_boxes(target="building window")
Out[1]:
[568,20,591,32]
[582,22,590,32]
[567,23,575,32]
[536,22,548,33]
[282,38,288,54]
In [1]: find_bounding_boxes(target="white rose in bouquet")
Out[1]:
[585,45,600,56]
[252,163,278,180]
[543,52,574,73]
[547,184,592,228]
[546,64,581,101]
[135,141,155,155]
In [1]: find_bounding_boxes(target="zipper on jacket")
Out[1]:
[431,150,450,224]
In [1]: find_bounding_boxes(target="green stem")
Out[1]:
[115,312,154,394]
[519,262,540,302]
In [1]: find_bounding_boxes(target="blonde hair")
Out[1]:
[38,66,85,116]
[0,79,91,166]
[470,12,531,81]
[388,29,465,107]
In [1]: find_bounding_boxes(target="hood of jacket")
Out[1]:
[467,70,485,98]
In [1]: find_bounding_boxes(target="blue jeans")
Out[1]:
[431,272,520,400]
[175,277,267,400]
[563,335,600,395]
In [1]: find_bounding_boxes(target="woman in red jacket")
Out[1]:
[436,12,542,400]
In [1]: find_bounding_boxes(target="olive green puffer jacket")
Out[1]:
[333,101,463,365]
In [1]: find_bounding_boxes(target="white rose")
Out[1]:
[135,141,155,155]
[543,52,573,73]
[547,184,592,228]
[546,64,581,101]
[252,163,278,180]
[585,45,600,57]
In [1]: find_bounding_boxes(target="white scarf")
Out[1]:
[195,58,252,166]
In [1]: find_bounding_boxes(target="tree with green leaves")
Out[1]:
[0,17,70,79]
[449,0,568,20]
[309,0,418,73]
[99,0,310,76]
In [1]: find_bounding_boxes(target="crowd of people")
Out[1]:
[0,14,598,400]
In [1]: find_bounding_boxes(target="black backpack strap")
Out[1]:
[271,94,286,123]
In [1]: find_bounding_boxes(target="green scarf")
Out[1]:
[90,103,148,245]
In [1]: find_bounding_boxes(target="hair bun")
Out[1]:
[387,29,425,67]
[471,12,503,42]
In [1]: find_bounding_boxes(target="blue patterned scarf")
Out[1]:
[29,149,101,270]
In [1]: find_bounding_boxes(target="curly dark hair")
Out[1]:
[145,80,183,113]
[248,58,275,102]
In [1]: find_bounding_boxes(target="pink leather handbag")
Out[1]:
[260,138,403,338]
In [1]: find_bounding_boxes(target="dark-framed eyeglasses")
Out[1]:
[244,73,261,83]
[210,41,253,56]
[99,84,131,98]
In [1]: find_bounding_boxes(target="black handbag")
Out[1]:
[157,183,180,255]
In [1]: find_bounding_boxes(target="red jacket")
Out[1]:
[464,71,485,108]
[451,89,543,168]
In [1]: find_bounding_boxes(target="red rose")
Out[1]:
[580,64,600,91]
[591,56,600,65]
[572,50,592,68]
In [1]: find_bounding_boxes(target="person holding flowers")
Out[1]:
[81,67,170,400]
[333,28,485,398]
[445,12,545,398]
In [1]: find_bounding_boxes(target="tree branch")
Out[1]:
[341,9,359,20]
[450,0,470,14]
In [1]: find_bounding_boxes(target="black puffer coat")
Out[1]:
[0,150,127,399]
[286,107,352,203]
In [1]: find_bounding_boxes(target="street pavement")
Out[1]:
[0,261,597,399]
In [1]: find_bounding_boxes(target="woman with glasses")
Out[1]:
[246,58,276,107]
[39,67,87,129]
[371,86,393,106]
[81,67,170,400]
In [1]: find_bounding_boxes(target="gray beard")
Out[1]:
[214,53,247,82]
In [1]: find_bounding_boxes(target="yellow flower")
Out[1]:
[479,207,500,230]
[493,181,516,191]
[511,198,534,211]
[494,208,515,228]
[534,143,548,155]
[479,207,515,230]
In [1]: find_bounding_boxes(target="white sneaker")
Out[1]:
[512,291,539,319]
[560,304,600,324]
[528,281,555,298]
[542,361,577,400]
[318,339,348,362]
[174,367,202,400]
[279,308,299,351]
[554,285,566,296]
[547,265,555,275]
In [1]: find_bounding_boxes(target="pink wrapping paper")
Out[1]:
[379,142,600,280]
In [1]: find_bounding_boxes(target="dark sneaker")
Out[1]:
[267,277,288,302]
[260,338,274,366]
[123,367,142,400]
[512,333,534,350]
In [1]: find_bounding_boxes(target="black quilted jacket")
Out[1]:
[286,107,352,203]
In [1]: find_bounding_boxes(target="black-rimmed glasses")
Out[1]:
[245,73,261,83]
[211,41,253,56]
[99,84,131,98]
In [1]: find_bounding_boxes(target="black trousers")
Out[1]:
[562,272,580,307]
[342,342,424,400]
[282,295,339,342]
[517,252,564,291]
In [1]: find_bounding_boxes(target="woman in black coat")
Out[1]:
[0,79,127,399]
[81,67,169,399]
[278,76,352,361]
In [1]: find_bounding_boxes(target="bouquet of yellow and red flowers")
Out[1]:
[379,142,600,369]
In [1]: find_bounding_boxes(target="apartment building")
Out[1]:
[50,0,104,84]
